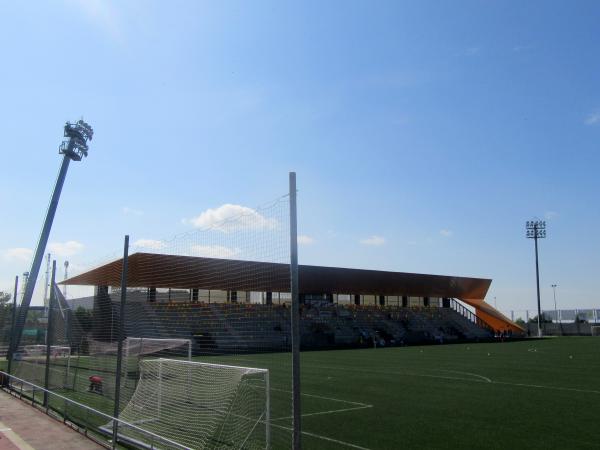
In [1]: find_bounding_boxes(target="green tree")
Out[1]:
[528,313,552,323]
[0,291,11,307]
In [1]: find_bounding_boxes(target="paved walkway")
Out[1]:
[0,390,102,450]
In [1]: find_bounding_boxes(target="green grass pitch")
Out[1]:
[3,337,599,449]
[213,337,599,450]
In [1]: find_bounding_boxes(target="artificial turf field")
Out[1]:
[3,337,599,450]
[223,337,600,450]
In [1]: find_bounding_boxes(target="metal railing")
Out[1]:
[0,370,187,450]
[449,299,494,333]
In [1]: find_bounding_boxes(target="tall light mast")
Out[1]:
[10,119,93,355]
[63,260,69,299]
[526,220,546,338]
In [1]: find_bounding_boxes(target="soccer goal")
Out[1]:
[83,337,192,399]
[591,326,600,336]
[11,345,72,391]
[105,358,270,450]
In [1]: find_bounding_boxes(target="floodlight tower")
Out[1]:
[526,220,546,337]
[63,260,69,298]
[10,120,93,356]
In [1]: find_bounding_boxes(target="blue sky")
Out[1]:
[0,1,599,314]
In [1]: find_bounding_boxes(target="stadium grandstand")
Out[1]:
[60,252,524,355]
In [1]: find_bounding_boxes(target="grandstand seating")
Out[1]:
[93,295,493,355]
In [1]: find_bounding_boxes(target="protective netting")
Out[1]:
[0,195,293,449]
[107,359,269,450]
[11,344,71,390]
[78,337,192,401]
[33,195,293,449]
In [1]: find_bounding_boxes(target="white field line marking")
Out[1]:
[273,405,373,421]
[308,364,600,395]
[268,386,373,421]
[269,422,372,450]
[491,381,600,395]
[437,369,492,383]
[269,386,371,407]
[310,364,488,384]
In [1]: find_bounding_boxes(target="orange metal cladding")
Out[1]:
[62,252,523,332]
[462,298,525,333]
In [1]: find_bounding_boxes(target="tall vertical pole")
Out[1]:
[112,235,129,449]
[63,261,69,299]
[13,155,71,354]
[6,276,19,376]
[552,285,558,321]
[44,261,57,407]
[534,225,542,338]
[289,172,301,450]
[552,284,562,335]
[43,253,51,313]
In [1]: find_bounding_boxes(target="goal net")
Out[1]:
[11,345,72,391]
[591,326,600,336]
[106,358,270,450]
[75,337,192,402]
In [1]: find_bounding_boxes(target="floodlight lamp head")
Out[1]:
[526,219,547,239]
[59,119,94,161]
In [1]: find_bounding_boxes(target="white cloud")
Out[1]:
[190,245,240,259]
[133,239,167,250]
[584,112,600,125]
[48,241,84,257]
[185,204,277,233]
[440,229,453,237]
[360,235,385,246]
[122,206,144,216]
[545,211,558,220]
[298,235,315,245]
[3,247,33,262]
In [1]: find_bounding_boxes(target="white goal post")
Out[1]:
[123,337,192,361]
[106,358,270,450]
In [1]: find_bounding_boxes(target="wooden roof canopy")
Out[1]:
[62,252,523,332]
[62,252,491,300]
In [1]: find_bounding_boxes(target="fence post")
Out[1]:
[6,275,19,377]
[44,261,57,408]
[112,235,129,449]
[289,172,301,450]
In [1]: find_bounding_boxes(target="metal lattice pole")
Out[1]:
[13,120,93,353]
